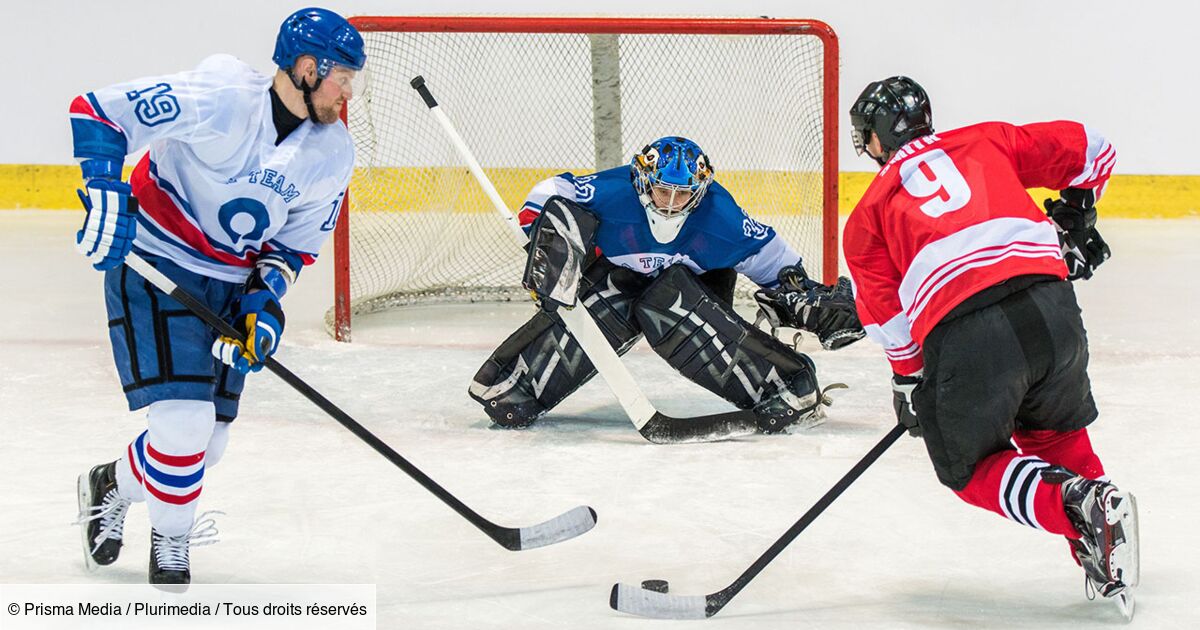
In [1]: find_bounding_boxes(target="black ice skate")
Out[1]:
[752,380,842,434]
[149,511,222,592]
[1047,467,1139,619]
[753,397,825,433]
[76,461,131,570]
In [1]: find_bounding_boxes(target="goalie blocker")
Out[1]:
[470,198,824,433]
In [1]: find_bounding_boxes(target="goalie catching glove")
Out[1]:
[1044,187,1110,281]
[754,266,866,350]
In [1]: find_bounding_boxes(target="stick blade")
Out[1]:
[640,411,758,444]
[609,583,709,619]
[513,505,597,550]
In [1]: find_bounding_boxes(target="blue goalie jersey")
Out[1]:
[517,167,801,288]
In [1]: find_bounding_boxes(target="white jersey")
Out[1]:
[70,54,352,282]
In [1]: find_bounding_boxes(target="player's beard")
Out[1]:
[313,101,343,125]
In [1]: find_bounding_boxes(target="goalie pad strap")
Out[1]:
[633,265,818,412]
[523,196,599,308]
[470,259,650,427]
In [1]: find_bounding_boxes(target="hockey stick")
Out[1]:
[610,423,906,618]
[121,251,596,551]
[411,75,758,445]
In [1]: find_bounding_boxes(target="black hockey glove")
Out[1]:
[1044,192,1111,281]
[754,266,866,350]
[891,374,921,437]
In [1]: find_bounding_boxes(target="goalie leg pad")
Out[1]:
[634,265,821,433]
[470,259,650,427]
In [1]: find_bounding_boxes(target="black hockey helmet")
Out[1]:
[850,76,933,165]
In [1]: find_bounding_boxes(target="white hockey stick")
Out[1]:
[411,76,757,444]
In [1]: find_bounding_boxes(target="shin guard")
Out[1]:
[633,265,820,432]
[470,260,650,427]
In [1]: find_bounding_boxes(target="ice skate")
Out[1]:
[75,461,130,570]
[1056,471,1139,619]
[149,511,222,592]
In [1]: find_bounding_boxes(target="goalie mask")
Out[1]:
[631,137,713,243]
[850,76,933,166]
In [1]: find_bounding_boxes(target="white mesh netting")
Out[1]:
[330,19,833,338]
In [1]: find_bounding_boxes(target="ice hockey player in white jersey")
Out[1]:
[470,137,865,434]
[71,8,364,588]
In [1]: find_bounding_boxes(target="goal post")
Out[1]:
[331,16,839,341]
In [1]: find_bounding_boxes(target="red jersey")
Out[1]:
[843,121,1114,375]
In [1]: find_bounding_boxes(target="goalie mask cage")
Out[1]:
[330,16,839,341]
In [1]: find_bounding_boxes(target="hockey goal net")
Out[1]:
[330,16,839,341]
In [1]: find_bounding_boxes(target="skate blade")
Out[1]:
[784,406,828,433]
[1106,491,1139,588]
[76,473,97,573]
[1113,587,1135,621]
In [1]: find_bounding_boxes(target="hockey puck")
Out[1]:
[640,579,669,593]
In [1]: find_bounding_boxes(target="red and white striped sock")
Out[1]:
[1013,428,1106,481]
[954,449,1079,538]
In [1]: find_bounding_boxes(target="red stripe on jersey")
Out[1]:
[1088,146,1117,184]
[69,95,123,132]
[261,242,317,267]
[130,157,255,268]
[518,207,540,227]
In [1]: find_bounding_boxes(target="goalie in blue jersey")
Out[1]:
[470,137,865,433]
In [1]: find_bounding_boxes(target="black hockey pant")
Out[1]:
[913,278,1099,490]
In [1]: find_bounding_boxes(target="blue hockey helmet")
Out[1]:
[273,8,366,78]
[630,137,714,243]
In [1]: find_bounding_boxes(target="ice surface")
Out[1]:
[2,211,1197,628]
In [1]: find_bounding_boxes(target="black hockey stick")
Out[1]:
[610,424,906,618]
[411,74,759,445]
[122,252,596,551]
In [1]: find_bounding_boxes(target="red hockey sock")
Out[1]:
[954,450,1080,538]
[1013,428,1105,480]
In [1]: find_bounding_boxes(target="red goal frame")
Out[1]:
[334,16,839,341]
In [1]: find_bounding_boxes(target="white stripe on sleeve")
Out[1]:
[1067,125,1114,188]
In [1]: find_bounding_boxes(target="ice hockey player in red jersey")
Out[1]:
[843,76,1138,617]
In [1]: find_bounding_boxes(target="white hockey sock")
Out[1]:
[205,422,231,468]
[127,400,216,537]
